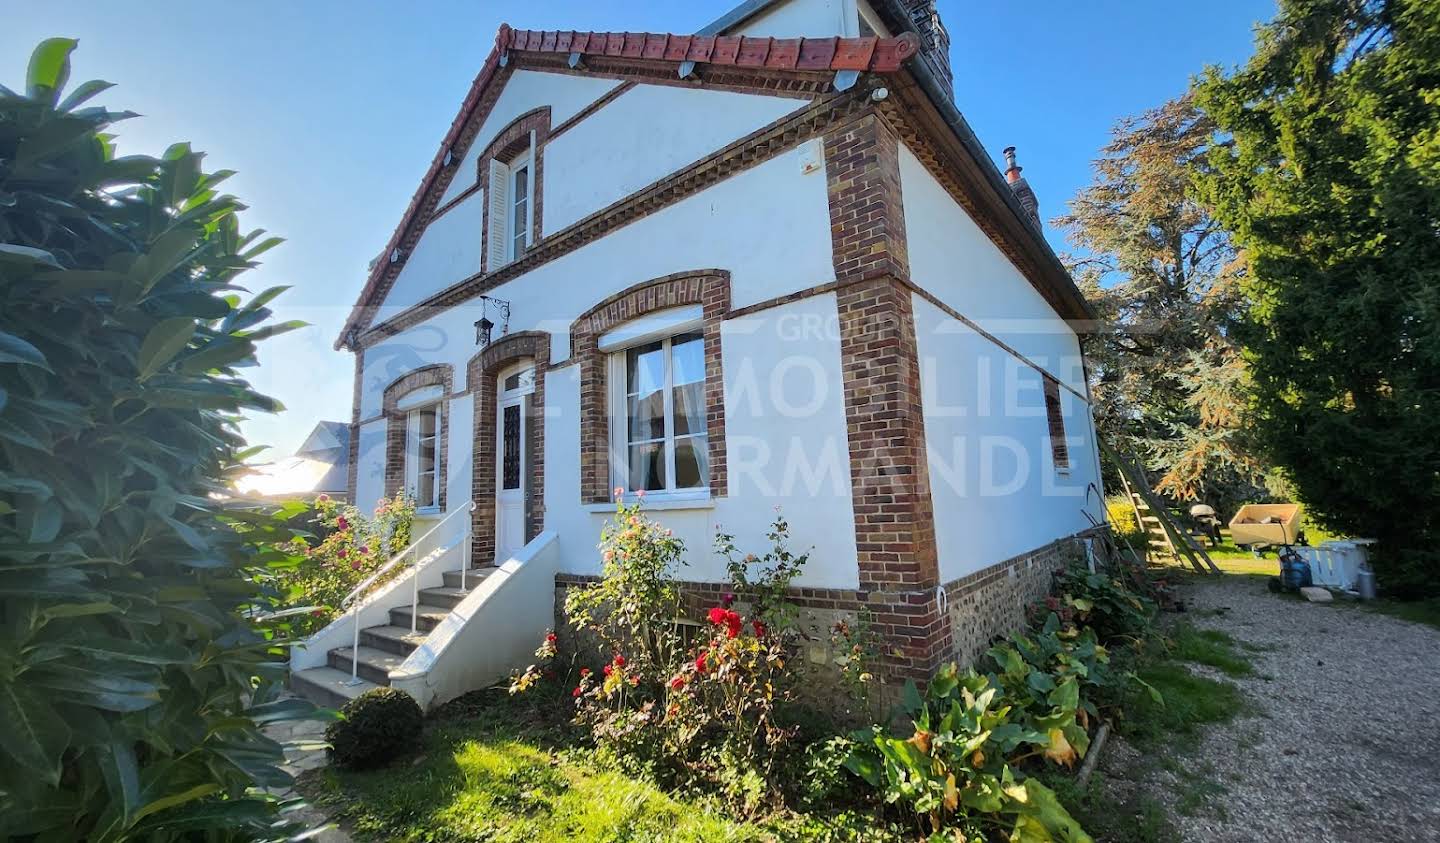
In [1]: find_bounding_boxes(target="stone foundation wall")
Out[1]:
[548,527,1097,712]
[939,534,1092,668]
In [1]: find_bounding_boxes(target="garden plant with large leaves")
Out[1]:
[0,39,323,840]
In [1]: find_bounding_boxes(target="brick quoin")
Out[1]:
[468,331,550,567]
[569,271,730,504]
[825,109,945,680]
[380,364,454,510]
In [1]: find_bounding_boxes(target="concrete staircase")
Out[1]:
[290,565,497,708]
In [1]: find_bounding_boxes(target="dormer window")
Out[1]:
[485,132,537,271]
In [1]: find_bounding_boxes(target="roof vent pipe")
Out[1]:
[1002,146,1041,227]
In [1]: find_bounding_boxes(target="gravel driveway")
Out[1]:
[1099,575,1440,842]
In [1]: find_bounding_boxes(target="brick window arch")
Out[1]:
[468,330,550,565]
[478,107,550,271]
[381,364,454,511]
[570,271,730,504]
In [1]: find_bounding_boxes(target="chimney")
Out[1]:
[1002,146,1041,227]
[905,0,953,100]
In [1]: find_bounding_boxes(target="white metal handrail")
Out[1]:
[341,501,476,685]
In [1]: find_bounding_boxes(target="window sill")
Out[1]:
[584,494,714,513]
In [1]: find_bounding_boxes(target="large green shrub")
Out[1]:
[325,688,424,770]
[0,40,318,839]
[1193,0,1440,596]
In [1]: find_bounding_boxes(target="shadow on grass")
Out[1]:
[300,690,763,843]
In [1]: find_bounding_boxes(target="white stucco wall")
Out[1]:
[435,70,623,208]
[383,190,485,311]
[543,84,806,234]
[542,294,859,588]
[732,0,859,37]
[359,142,834,419]
[898,143,1087,395]
[445,394,473,512]
[354,420,386,510]
[912,295,1103,584]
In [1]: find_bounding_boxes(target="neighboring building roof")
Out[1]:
[297,419,350,456]
[335,13,1092,348]
[234,421,350,500]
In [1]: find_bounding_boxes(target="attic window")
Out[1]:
[1043,378,1070,472]
[485,132,537,271]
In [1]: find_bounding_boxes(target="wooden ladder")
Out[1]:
[1101,440,1221,575]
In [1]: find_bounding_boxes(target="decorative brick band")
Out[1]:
[353,91,873,348]
[467,330,551,566]
[569,271,730,504]
[549,82,636,140]
[381,364,454,509]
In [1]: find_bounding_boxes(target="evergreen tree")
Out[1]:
[1057,97,1264,510]
[1193,0,1440,595]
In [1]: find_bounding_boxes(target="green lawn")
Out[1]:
[300,692,894,843]
[302,693,768,843]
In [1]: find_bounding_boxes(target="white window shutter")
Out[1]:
[486,159,510,271]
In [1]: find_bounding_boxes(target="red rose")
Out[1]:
[546,632,557,643]
[708,607,727,625]
[669,674,687,690]
[580,667,591,677]
[572,687,582,698]
[613,654,626,667]
[695,652,707,673]
[603,664,613,677]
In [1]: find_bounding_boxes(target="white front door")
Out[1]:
[495,393,527,564]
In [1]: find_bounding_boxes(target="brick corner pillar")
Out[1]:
[825,109,947,681]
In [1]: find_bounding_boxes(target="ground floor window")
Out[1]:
[407,405,441,510]
[614,331,708,494]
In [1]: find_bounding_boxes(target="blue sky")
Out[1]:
[5,1,1272,459]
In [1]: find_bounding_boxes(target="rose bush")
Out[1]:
[516,494,810,813]
[279,492,414,635]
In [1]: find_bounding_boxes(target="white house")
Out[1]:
[292,0,1105,709]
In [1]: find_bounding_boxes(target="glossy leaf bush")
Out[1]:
[0,39,320,840]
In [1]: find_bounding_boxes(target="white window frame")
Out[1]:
[405,404,442,514]
[506,149,533,263]
[606,320,709,502]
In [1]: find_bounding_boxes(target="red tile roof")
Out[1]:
[337,25,921,348]
[504,29,920,72]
